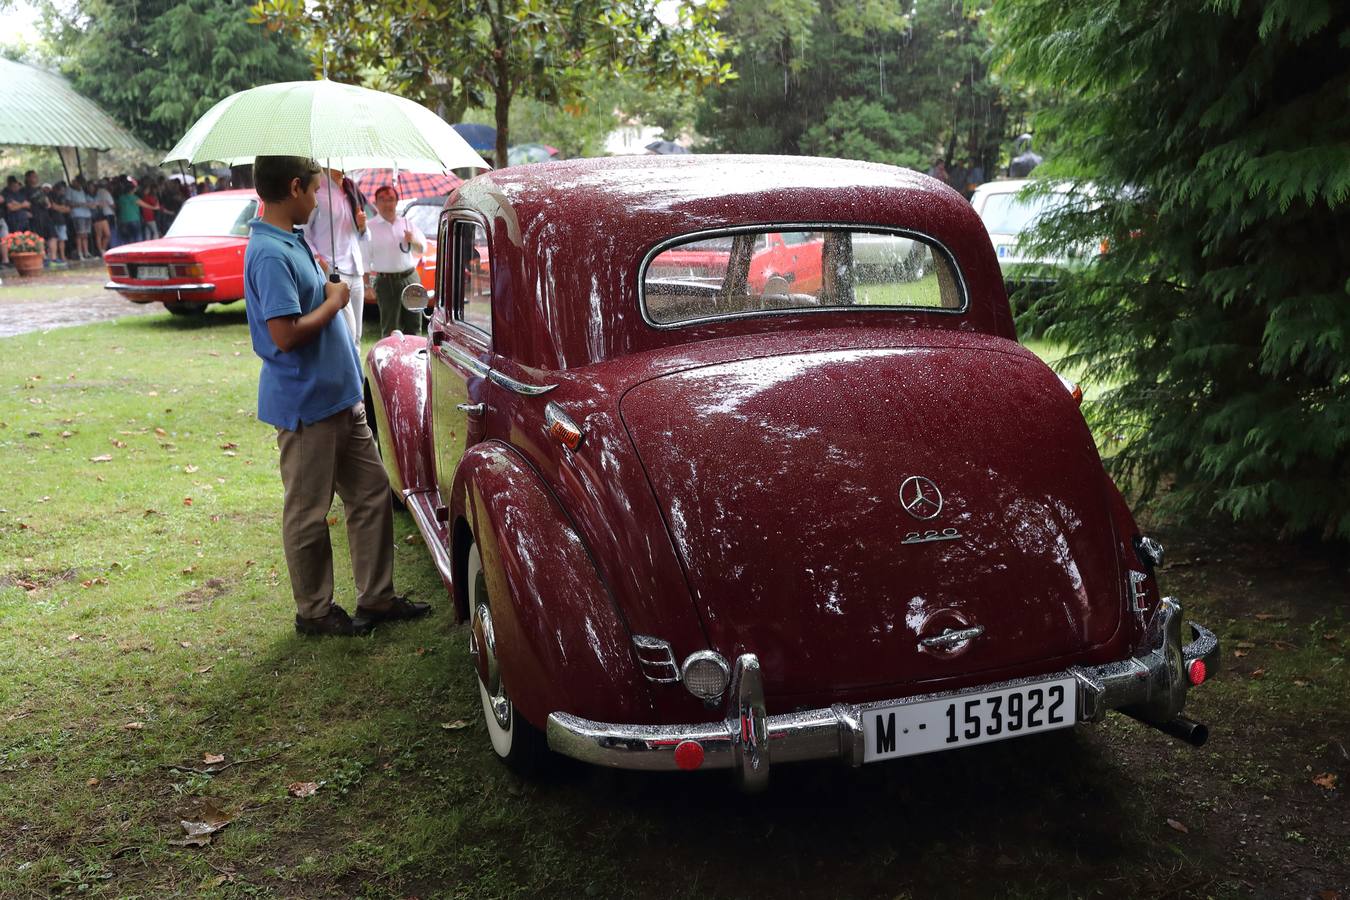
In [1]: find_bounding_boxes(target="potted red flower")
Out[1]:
[3,231,45,276]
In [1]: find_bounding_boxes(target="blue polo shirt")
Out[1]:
[244,218,361,430]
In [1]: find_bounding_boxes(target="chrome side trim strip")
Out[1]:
[442,344,557,396]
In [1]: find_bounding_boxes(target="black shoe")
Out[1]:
[295,603,372,637]
[352,596,431,629]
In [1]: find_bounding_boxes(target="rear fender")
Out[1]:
[1104,477,1160,643]
[364,335,435,497]
[451,442,654,728]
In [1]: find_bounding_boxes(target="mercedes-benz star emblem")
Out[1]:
[899,475,943,520]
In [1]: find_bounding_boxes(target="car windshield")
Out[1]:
[976,191,1067,235]
[642,228,963,326]
[165,196,258,238]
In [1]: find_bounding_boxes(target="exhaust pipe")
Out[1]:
[1125,711,1209,747]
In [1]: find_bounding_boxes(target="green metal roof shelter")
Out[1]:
[0,56,149,160]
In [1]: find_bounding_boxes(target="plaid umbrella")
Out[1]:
[350,168,463,200]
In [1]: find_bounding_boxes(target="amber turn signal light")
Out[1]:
[544,402,583,451]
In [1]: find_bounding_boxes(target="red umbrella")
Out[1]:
[350,169,463,200]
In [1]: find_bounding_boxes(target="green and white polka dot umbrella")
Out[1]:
[163,78,488,173]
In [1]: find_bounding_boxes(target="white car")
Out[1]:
[969,179,1101,294]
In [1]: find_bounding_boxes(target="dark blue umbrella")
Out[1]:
[451,123,497,153]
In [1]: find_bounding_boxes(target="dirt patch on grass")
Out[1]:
[177,577,232,610]
[0,567,81,592]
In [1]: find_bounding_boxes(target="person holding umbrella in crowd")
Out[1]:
[303,166,367,345]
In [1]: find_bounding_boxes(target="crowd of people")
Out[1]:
[0,169,232,272]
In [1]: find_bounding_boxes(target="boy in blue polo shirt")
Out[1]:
[246,155,430,636]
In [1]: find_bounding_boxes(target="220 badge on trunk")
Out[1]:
[862,677,1078,763]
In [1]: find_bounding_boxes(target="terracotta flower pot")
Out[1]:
[11,252,43,277]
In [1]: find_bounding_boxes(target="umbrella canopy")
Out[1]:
[450,123,497,154]
[506,143,559,166]
[351,168,463,200]
[645,139,690,155]
[0,57,149,152]
[163,79,488,172]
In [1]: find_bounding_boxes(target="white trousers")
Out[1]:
[335,271,364,346]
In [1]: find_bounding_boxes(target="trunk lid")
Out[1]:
[619,337,1124,699]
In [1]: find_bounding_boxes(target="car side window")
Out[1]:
[452,221,492,337]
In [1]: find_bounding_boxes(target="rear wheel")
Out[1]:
[466,540,547,772]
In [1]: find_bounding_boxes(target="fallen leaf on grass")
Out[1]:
[60,430,73,438]
[1233,650,1248,659]
[1253,613,1287,621]
[169,799,234,847]
[80,577,107,588]
[87,777,100,787]
[66,633,81,642]
[220,442,238,450]
[404,534,417,543]
[288,781,319,798]
[183,497,193,506]
[181,566,196,575]
[184,465,198,474]
[1273,640,1297,651]
[89,454,113,463]
[1235,641,1255,649]
[6,711,32,721]
[1166,818,1189,834]
[1312,773,1338,790]
[179,641,192,648]
[203,753,225,765]
[1293,678,1310,687]
[440,720,470,730]
[147,390,159,397]
[1250,668,1267,679]
[121,721,145,731]
[222,450,237,457]
[195,664,214,674]
[154,427,167,437]
[110,438,127,448]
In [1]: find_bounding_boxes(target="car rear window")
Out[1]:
[165,196,258,238]
[642,228,964,326]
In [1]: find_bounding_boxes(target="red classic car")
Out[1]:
[105,189,412,315]
[104,190,259,315]
[365,155,1219,790]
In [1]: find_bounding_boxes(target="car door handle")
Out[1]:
[456,403,485,415]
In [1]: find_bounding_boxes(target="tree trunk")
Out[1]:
[494,92,511,168]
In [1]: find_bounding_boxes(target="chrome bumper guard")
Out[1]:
[546,598,1219,791]
[105,281,216,294]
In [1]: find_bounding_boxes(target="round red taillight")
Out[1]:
[1187,659,1207,686]
[673,740,705,771]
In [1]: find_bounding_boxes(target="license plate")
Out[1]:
[137,265,169,280]
[862,676,1077,762]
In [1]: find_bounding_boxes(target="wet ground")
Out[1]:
[0,262,161,337]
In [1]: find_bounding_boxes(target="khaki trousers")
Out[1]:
[276,403,396,619]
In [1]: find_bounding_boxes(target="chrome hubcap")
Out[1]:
[471,598,510,730]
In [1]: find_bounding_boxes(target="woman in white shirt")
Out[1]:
[365,185,426,337]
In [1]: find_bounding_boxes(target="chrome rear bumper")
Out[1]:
[105,281,216,294]
[546,598,1219,791]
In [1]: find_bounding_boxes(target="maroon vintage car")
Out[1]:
[365,155,1219,790]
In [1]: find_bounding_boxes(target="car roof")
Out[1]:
[447,155,1012,368]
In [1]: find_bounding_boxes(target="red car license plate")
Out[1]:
[137,265,169,280]
[862,676,1077,762]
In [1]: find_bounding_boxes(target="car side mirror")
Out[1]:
[401,283,431,311]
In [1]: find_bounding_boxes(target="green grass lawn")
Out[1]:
[1,309,1345,898]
